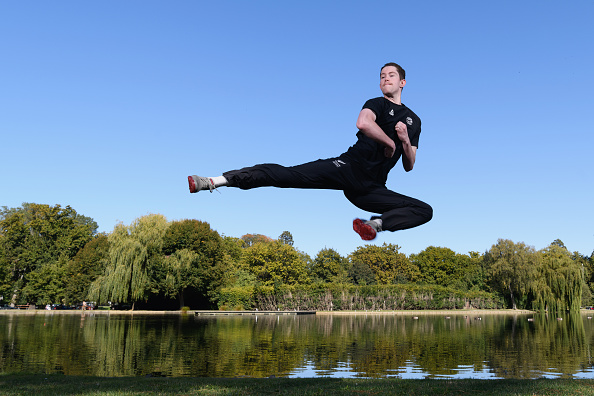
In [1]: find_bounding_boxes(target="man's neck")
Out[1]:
[384,94,402,105]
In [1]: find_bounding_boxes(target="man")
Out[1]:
[188,62,432,241]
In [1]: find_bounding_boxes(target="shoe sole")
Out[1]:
[188,176,197,193]
[353,219,376,241]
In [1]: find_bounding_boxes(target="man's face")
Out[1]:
[380,66,405,96]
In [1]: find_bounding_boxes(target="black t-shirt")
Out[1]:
[342,97,422,184]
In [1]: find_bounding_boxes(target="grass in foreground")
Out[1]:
[1,375,594,396]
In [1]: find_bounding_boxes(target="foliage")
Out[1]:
[571,251,592,306]
[532,243,583,313]
[0,203,96,304]
[410,246,483,290]
[349,243,419,285]
[251,283,503,311]
[159,219,226,308]
[20,257,67,305]
[484,239,539,309]
[484,239,584,313]
[217,285,255,310]
[89,214,169,309]
[0,202,590,311]
[311,248,346,283]
[348,260,377,285]
[278,231,294,246]
[160,249,202,308]
[63,234,109,304]
[241,233,273,247]
[242,241,310,286]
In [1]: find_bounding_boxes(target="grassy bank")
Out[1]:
[1,375,594,395]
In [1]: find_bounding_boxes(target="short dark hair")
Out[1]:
[381,62,405,80]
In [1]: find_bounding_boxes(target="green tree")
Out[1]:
[278,231,294,246]
[0,241,11,302]
[465,251,488,291]
[90,214,169,310]
[20,257,67,305]
[532,243,583,313]
[241,234,273,247]
[161,249,200,308]
[484,239,538,309]
[348,261,376,285]
[349,243,418,285]
[242,241,310,286]
[160,219,226,308]
[63,234,109,304]
[551,238,567,249]
[311,248,346,283]
[570,250,592,306]
[0,203,96,304]
[410,246,480,290]
[218,236,248,287]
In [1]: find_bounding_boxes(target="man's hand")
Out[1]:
[395,121,410,144]
[395,121,416,171]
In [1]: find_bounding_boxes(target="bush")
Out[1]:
[251,284,503,311]
[216,286,254,310]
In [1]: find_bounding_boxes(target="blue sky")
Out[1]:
[2,1,593,259]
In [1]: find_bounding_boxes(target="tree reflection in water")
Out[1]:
[0,312,593,378]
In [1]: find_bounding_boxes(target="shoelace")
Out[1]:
[204,177,220,194]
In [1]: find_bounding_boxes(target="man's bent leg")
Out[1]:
[345,187,433,232]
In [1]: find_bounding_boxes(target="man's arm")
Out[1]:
[356,108,396,158]
[395,121,416,172]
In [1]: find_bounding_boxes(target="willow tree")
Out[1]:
[89,214,169,310]
[484,239,538,309]
[162,249,200,308]
[532,243,583,313]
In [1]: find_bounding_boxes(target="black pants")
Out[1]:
[223,157,432,232]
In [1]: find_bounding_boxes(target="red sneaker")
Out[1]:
[353,218,377,241]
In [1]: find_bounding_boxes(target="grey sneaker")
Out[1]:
[188,175,216,193]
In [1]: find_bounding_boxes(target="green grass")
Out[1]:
[1,375,594,395]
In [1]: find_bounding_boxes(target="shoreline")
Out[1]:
[0,308,564,316]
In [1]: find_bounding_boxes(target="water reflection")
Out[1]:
[1,311,593,378]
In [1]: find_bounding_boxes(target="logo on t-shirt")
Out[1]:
[406,117,413,126]
[389,109,394,116]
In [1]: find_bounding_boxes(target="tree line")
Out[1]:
[1,203,591,312]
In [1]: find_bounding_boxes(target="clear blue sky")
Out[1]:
[2,1,593,258]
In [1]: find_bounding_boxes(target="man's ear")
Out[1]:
[400,79,407,89]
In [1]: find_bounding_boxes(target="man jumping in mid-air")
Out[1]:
[188,62,432,241]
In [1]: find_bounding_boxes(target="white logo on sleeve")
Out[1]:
[406,117,413,126]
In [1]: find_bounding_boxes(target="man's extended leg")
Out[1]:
[189,157,367,192]
[345,186,432,235]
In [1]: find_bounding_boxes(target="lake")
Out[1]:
[1,311,594,379]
